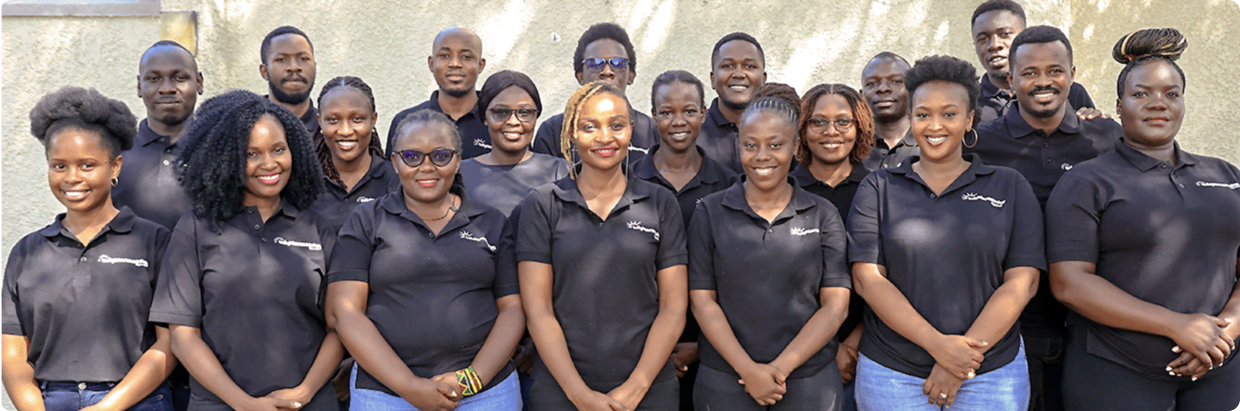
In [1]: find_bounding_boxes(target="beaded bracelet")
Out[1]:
[455,366,483,397]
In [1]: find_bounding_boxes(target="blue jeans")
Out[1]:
[855,342,1029,411]
[41,381,174,411]
[348,364,521,411]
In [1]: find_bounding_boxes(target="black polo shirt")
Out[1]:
[1046,140,1240,379]
[2,208,168,382]
[386,91,490,159]
[847,155,1046,378]
[309,156,400,231]
[790,164,871,342]
[697,99,741,173]
[861,130,918,171]
[459,153,570,218]
[515,176,687,390]
[149,205,336,409]
[688,179,850,379]
[976,74,1096,124]
[631,145,738,227]
[112,120,194,229]
[530,111,659,165]
[301,103,320,138]
[328,190,519,395]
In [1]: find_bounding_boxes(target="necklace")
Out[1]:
[421,195,458,222]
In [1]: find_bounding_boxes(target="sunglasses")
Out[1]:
[394,148,456,168]
[581,57,630,73]
[487,108,539,124]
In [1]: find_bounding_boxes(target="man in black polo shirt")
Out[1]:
[967,25,1121,411]
[697,32,767,173]
[970,0,1098,124]
[113,40,202,230]
[860,52,916,171]
[386,26,490,159]
[530,22,658,163]
[259,25,319,136]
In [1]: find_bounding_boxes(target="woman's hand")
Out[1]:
[400,378,459,411]
[1168,314,1233,368]
[1166,353,1210,380]
[836,343,859,384]
[607,380,650,410]
[671,342,699,378]
[923,363,964,408]
[925,334,986,380]
[513,338,537,374]
[568,389,627,411]
[331,358,353,402]
[264,385,314,410]
[234,396,302,411]
[737,363,787,406]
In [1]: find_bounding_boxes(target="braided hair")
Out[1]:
[741,82,801,133]
[797,83,875,166]
[1113,28,1187,98]
[313,76,384,186]
[176,90,323,231]
[29,86,137,159]
[559,81,632,179]
[754,83,801,119]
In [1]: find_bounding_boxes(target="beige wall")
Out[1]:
[1,1,1238,405]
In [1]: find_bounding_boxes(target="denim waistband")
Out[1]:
[39,381,117,391]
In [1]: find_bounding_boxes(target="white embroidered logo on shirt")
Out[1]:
[1196,181,1240,190]
[1061,163,1074,171]
[626,221,660,241]
[356,196,376,203]
[474,139,492,149]
[961,193,1006,208]
[274,237,322,251]
[97,255,149,267]
[790,227,820,236]
[459,231,497,251]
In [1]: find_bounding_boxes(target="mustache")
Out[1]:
[281,74,309,84]
[1028,86,1061,97]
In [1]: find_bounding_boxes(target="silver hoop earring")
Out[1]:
[111,177,119,187]
[964,129,979,149]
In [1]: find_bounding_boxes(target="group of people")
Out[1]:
[3,0,1239,410]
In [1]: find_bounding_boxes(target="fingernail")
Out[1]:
[1192,376,1198,381]
[1166,366,1173,371]
[1169,371,1176,376]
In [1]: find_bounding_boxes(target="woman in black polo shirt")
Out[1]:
[309,76,399,231]
[459,70,569,218]
[688,94,851,410]
[516,81,689,411]
[2,87,175,411]
[792,83,876,411]
[325,109,525,410]
[1047,29,1240,411]
[848,55,1044,410]
[148,90,343,411]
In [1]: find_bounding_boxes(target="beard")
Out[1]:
[442,85,473,98]
[873,109,907,124]
[720,95,750,112]
[268,77,314,105]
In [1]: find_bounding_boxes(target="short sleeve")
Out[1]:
[1069,83,1096,110]
[149,225,173,289]
[530,119,559,156]
[492,214,520,298]
[1045,174,1103,264]
[1003,178,1047,271]
[327,205,376,283]
[847,173,884,265]
[2,241,28,335]
[654,192,689,270]
[148,214,206,327]
[515,191,553,264]
[687,202,716,291]
[818,206,852,289]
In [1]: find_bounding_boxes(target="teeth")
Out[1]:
[503,132,522,138]
[927,136,947,145]
[338,141,358,148]
[729,85,748,91]
[257,175,279,182]
[823,143,842,149]
[63,190,87,199]
[669,132,690,138]
[753,167,775,175]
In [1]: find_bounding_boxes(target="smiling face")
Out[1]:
[242,114,293,205]
[972,10,1025,83]
[739,111,796,190]
[804,94,857,166]
[572,92,632,172]
[137,45,202,130]
[318,87,376,165]
[429,29,485,98]
[861,57,911,123]
[484,86,538,156]
[1009,41,1074,119]
[46,129,122,215]
[261,33,316,105]
[1117,60,1185,149]
[711,40,767,111]
[652,81,706,153]
[575,39,634,92]
[910,81,974,163]
[391,122,460,205]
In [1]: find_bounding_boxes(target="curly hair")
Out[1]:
[1113,28,1187,98]
[905,55,981,122]
[797,83,875,166]
[477,70,543,122]
[29,86,136,159]
[176,90,322,230]
[560,81,632,179]
[971,0,1026,27]
[313,76,384,186]
[650,70,705,111]
[573,23,636,74]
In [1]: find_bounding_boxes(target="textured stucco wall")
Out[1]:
[2,1,1239,407]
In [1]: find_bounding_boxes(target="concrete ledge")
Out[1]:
[2,0,160,17]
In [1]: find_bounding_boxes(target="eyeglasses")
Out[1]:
[581,57,630,73]
[806,118,855,134]
[487,108,538,123]
[395,148,456,168]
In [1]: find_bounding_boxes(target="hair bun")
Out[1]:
[1113,28,1187,64]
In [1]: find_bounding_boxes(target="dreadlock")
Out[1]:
[559,81,632,179]
[1113,28,1187,98]
[797,83,875,166]
[313,76,384,186]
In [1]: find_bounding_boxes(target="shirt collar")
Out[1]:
[890,153,996,195]
[719,176,818,215]
[791,162,869,188]
[426,90,481,120]
[326,154,393,189]
[137,119,173,148]
[980,74,1004,99]
[380,188,486,224]
[550,175,653,213]
[1113,138,1198,171]
[633,145,725,185]
[707,98,735,128]
[40,206,139,239]
[1004,101,1081,139]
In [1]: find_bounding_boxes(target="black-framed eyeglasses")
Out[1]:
[807,117,855,134]
[394,148,456,168]
[581,57,630,73]
[487,108,538,123]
